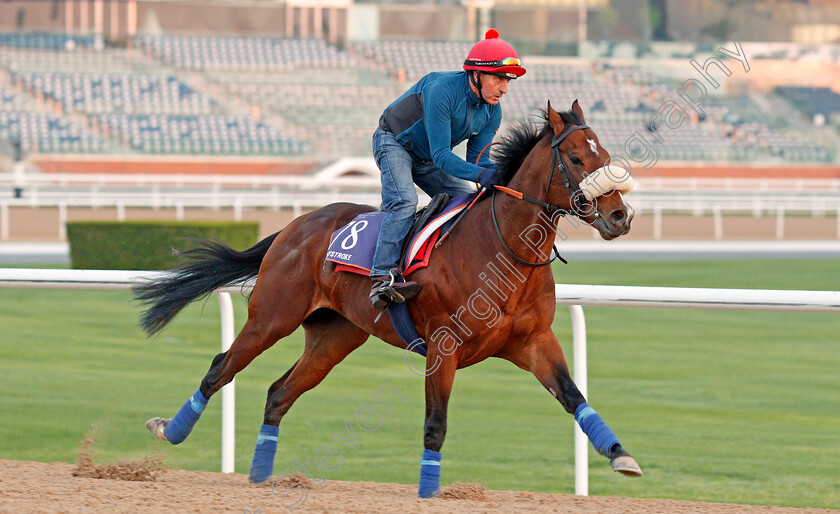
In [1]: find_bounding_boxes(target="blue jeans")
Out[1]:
[370,127,475,276]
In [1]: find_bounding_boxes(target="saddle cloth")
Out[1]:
[325,193,475,276]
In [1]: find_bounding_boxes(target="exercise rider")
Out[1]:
[368,29,526,309]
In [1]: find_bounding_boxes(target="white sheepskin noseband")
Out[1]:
[579,165,634,201]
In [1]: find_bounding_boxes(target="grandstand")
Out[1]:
[0,85,30,112]
[14,72,221,115]
[777,86,840,122]
[0,32,101,50]
[0,1,838,165]
[134,35,357,71]
[0,85,108,154]
[0,0,838,246]
[0,47,157,74]
[353,40,472,81]
[0,35,309,156]
[93,113,306,155]
[0,110,107,154]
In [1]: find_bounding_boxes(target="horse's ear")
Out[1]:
[571,99,586,124]
[546,100,565,136]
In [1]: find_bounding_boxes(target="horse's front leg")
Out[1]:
[504,332,642,477]
[417,350,457,498]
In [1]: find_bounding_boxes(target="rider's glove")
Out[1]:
[476,167,502,190]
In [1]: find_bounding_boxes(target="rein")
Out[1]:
[489,123,591,267]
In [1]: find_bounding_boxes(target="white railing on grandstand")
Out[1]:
[1,192,839,242]
[3,188,839,212]
[0,157,382,191]
[2,159,840,242]
[0,267,838,495]
[2,167,838,192]
[635,176,840,193]
[0,173,383,192]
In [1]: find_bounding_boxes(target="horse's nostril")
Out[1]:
[611,210,625,224]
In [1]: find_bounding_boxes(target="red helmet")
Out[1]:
[463,29,526,79]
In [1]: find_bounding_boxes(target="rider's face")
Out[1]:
[479,73,511,105]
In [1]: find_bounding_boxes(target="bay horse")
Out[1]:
[137,100,641,497]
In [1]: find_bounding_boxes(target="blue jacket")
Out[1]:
[379,71,500,181]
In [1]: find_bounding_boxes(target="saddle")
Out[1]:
[325,192,475,277]
[399,192,451,273]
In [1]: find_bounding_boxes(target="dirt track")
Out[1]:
[1,459,836,514]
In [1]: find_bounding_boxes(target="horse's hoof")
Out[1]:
[610,455,643,477]
[418,488,440,499]
[249,471,271,484]
[146,417,170,442]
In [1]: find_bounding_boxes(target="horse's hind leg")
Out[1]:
[502,332,642,477]
[146,268,315,445]
[249,310,369,483]
[144,348,230,443]
[146,316,294,444]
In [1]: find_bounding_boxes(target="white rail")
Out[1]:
[2,168,840,242]
[636,177,840,192]
[2,193,839,242]
[553,284,840,312]
[0,268,838,494]
[2,191,838,213]
[2,184,837,213]
[556,283,839,496]
[2,171,838,193]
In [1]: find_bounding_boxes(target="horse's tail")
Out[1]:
[134,232,280,337]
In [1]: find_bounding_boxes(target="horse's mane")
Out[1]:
[492,108,584,186]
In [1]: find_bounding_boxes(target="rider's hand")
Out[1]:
[477,167,502,190]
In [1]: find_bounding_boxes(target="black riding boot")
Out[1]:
[369,270,421,309]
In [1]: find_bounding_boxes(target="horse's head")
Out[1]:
[544,100,635,240]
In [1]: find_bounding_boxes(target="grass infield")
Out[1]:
[0,259,837,509]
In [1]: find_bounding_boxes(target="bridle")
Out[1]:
[490,123,593,267]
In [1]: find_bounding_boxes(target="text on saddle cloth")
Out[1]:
[324,194,475,276]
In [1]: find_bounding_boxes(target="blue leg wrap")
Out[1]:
[575,403,621,457]
[249,424,279,483]
[418,449,442,498]
[163,389,208,445]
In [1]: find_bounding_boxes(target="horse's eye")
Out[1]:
[570,156,582,166]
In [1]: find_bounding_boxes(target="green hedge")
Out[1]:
[66,220,259,270]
